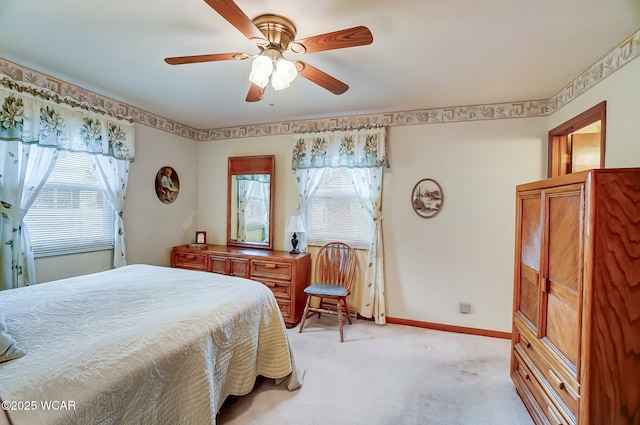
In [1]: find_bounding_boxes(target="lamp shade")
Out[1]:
[285,215,305,233]
[249,55,273,88]
[272,59,297,91]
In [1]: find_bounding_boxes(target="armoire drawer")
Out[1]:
[250,260,292,281]
[513,351,574,425]
[514,325,579,418]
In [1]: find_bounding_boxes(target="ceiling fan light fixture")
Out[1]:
[249,70,269,88]
[271,71,290,91]
[251,55,273,76]
[275,58,297,84]
[248,54,273,88]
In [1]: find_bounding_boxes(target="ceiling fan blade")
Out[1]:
[290,26,373,54]
[164,53,249,65]
[294,61,349,95]
[246,83,265,102]
[203,0,267,44]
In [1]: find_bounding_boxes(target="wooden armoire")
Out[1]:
[511,168,640,425]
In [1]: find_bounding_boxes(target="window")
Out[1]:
[305,168,372,249]
[24,151,114,256]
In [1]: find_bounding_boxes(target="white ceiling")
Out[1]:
[1,0,639,130]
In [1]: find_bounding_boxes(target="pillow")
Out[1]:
[0,311,25,363]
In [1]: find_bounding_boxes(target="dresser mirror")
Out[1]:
[227,155,275,250]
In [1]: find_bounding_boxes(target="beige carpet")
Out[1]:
[217,318,534,425]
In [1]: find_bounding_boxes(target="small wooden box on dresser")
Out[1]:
[511,168,640,425]
[172,244,310,328]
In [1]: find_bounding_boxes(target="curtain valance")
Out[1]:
[0,76,135,160]
[291,127,388,169]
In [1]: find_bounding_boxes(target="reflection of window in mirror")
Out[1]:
[231,175,270,243]
[548,101,606,177]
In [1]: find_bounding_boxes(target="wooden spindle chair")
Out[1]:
[298,242,357,342]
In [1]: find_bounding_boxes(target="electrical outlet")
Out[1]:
[459,302,471,314]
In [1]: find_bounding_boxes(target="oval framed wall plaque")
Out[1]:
[155,166,180,204]
[411,178,443,218]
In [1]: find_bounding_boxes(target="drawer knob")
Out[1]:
[549,368,565,390]
[264,263,277,269]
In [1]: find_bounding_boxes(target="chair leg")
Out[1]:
[337,299,345,342]
[343,299,353,325]
[299,296,312,333]
[317,298,324,318]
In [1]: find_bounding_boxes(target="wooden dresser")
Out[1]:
[172,244,311,328]
[511,168,640,425]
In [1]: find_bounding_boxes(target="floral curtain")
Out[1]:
[0,143,58,290]
[93,155,130,268]
[0,75,135,289]
[347,167,386,324]
[291,127,388,169]
[292,127,388,324]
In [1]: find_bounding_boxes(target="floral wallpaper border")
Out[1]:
[1,28,638,141]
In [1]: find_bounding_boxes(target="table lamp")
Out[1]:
[285,215,306,254]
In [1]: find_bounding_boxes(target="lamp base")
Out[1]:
[290,232,300,255]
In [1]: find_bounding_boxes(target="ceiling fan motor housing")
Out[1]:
[252,14,297,51]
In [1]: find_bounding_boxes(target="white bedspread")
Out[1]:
[0,264,301,425]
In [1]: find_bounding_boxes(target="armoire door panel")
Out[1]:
[520,194,542,271]
[519,264,540,328]
[546,189,583,293]
[544,292,580,371]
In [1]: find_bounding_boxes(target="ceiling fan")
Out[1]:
[164,0,373,102]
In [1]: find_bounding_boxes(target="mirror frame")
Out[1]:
[227,155,275,250]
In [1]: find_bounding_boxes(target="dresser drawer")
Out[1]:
[275,299,292,320]
[256,280,292,300]
[209,255,228,274]
[250,260,292,281]
[229,258,249,278]
[173,252,208,271]
[513,351,574,425]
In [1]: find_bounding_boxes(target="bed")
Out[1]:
[0,264,302,425]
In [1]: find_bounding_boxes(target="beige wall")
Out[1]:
[384,119,546,331]
[34,56,640,334]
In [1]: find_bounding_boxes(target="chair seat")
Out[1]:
[304,282,348,297]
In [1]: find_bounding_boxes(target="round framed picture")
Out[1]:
[411,178,443,218]
[155,166,180,204]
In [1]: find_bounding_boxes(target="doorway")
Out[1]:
[547,101,606,178]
